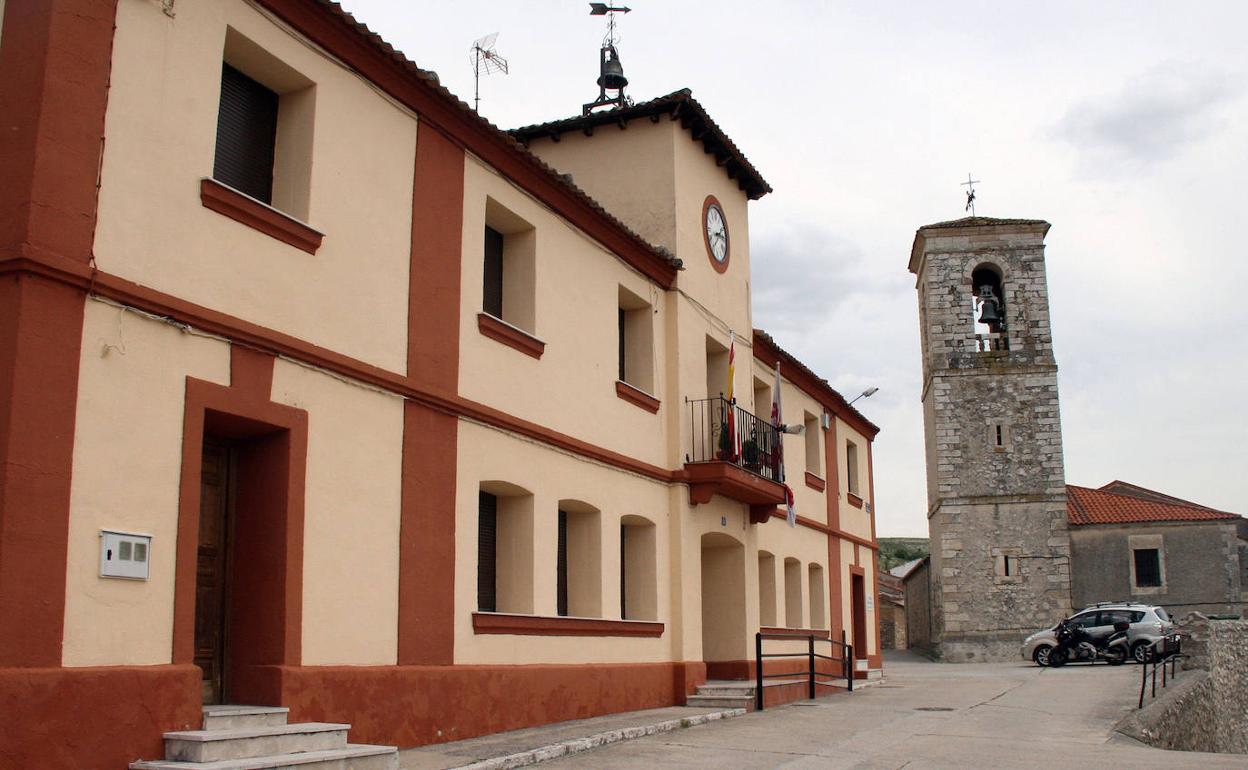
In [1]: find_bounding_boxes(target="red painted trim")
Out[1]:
[847,492,864,509]
[754,507,878,550]
[250,0,678,289]
[701,195,729,273]
[0,0,116,266]
[270,661,703,748]
[200,178,323,254]
[866,441,881,662]
[3,258,687,490]
[173,348,308,705]
[615,380,660,413]
[804,471,826,492]
[399,127,463,666]
[825,418,844,643]
[760,627,831,639]
[752,331,879,439]
[0,664,201,770]
[0,0,116,667]
[478,312,545,359]
[685,461,787,507]
[472,613,664,637]
[850,564,865,576]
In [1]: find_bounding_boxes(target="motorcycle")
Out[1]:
[1047,619,1130,667]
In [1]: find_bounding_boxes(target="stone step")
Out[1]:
[130,743,397,770]
[203,705,291,731]
[161,723,350,764]
[685,694,754,709]
[694,683,755,697]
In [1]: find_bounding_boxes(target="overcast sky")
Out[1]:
[338,1,1248,536]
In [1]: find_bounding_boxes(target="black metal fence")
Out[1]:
[754,631,853,710]
[686,396,783,482]
[1138,633,1184,709]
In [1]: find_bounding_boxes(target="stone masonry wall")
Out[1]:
[913,222,1072,662]
[1119,617,1248,754]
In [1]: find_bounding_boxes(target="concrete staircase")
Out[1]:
[130,705,397,770]
[685,681,756,710]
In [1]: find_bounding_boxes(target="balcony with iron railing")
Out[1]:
[684,396,787,522]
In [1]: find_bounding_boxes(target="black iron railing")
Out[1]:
[754,631,853,710]
[1138,633,1184,709]
[686,396,783,483]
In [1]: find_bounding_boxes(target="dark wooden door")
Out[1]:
[851,574,867,661]
[195,442,232,704]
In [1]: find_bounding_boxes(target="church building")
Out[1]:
[0,1,882,767]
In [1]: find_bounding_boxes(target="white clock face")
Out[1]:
[706,203,728,263]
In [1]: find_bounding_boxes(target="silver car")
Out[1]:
[1021,602,1176,666]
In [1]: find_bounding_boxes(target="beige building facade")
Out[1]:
[0,1,881,766]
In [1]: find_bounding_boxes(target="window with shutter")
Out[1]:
[483,226,504,318]
[477,492,498,612]
[214,64,279,204]
[556,510,568,617]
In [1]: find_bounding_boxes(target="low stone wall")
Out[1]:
[1117,616,1248,754]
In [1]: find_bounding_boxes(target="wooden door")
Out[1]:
[852,574,867,661]
[195,442,232,704]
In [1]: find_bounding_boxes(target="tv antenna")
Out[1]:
[470,33,509,113]
[583,4,633,114]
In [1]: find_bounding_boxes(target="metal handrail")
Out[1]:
[1138,633,1184,709]
[754,630,854,711]
[686,396,783,482]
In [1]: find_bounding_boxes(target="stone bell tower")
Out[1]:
[908,217,1072,662]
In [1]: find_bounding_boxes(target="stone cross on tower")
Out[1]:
[908,216,1073,662]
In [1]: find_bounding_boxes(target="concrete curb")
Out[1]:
[453,708,747,769]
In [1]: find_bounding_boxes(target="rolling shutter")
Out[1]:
[483,227,504,318]
[477,492,497,612]
[214,64,279,204]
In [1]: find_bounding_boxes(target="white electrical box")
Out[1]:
[99,530,152,580]
[820,412,832,430]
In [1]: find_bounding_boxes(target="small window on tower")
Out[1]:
[993,547,1022,583]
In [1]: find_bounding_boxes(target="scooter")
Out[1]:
[1048,620,1130,666]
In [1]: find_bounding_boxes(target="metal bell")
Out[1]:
[598,49,628,90]
[976,285,1003,330]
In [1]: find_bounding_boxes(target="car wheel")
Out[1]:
[1032,644,1053,667]
[1047,647,1067,667]
[1105,647,1126,666]
[1131,641,1151,664]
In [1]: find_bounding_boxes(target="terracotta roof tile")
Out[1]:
[1066,484,1240,526]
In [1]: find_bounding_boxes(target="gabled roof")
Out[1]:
[918,216,1049,231]
[510,90,773,201]
[890,557,925,579]
[261,1,681,285]
[752,329,880,439]
[1066,484,1241,526]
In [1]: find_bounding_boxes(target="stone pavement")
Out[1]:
[521,650,1244,769]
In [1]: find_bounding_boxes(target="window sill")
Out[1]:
[804,472,826,492]
[847,492,864,509]
[615,381,660,413]
[200,178,323,254]
[472,612,664,637]
[478,313,545,359]
[760,626,831,640]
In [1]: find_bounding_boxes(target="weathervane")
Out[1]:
[962,173,980,217]
[583,3,633,115]
[470,33,509,114]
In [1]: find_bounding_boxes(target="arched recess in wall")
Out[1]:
[557,498,602,618]
[757,550,777,627]
[478,480,535,614]
[619,514,657,621]
[784,557,804,628]
[808,563,827,630]
[700,531,746,662]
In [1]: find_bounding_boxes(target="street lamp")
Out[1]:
[847,387,879,406]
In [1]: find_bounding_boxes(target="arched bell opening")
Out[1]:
[970,265,1007,349]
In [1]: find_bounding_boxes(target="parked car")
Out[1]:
[1021,602,1175,666]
